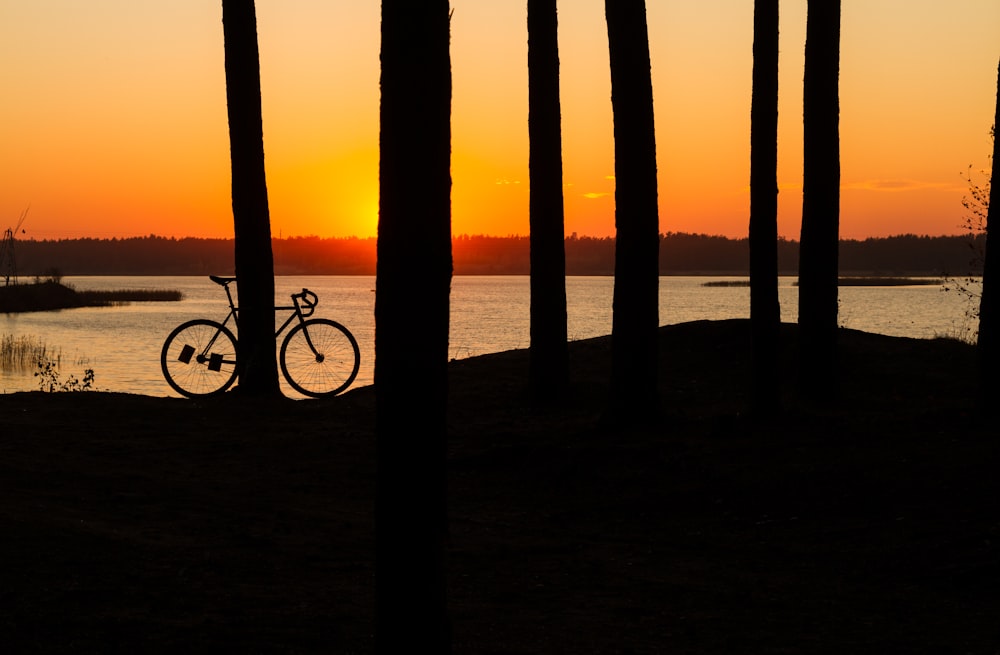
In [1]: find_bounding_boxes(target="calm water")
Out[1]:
[0,275,978,397]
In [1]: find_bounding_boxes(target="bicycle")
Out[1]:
[160,275,360,398]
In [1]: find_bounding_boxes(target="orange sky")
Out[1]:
[1,1,998,241]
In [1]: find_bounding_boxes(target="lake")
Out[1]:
[0,275,979,397]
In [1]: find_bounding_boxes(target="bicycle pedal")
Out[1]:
[208,353,224,372]
[178,345,195,364]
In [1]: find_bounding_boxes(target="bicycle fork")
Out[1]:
[277,301,325,363]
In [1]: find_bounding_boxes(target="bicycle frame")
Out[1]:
[212,276,321,352]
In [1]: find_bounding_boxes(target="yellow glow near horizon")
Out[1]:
[1,1,998,241]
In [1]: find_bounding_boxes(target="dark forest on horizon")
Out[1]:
[10,231,984,277]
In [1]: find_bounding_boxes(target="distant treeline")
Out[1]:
[11,232,984,277]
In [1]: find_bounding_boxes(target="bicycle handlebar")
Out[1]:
[294,288,318,317]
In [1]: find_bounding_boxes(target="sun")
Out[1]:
[352,194,380,239]
[267,146,379,238]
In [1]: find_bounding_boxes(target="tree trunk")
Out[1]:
[977,59,1000,406]
[749,0,781,415]
[375,2,452,652]
[605,0,660,422]
[221,0,278,397]
[798,0,841,399]
[528,0,569,404]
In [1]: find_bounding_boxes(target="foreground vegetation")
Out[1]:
[1,320,995,653]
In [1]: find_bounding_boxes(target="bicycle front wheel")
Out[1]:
[280,319,360,398]
[161,319,239,397]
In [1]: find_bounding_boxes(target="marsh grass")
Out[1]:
[0,282,182,312]
[787,277,945,287]
[702,280,751,287]
[703,277,944,288]
[0,334,61,372]
[77,289,183,305]
[837,276,944,286]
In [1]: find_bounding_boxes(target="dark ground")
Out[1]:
[2,319,997,653]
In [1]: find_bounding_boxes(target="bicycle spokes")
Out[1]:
[161,319,239,397]
[279,319,360,397]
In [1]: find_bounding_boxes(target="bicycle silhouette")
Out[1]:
[160,275,360,398]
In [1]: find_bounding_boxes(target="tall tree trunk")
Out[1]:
[798,0,841,399]
[528,0,569,404]
[605,0,660,422]
[977,59,1000,406]
[375,2,452,652]
[749,0,781,415]
[221,0,278,397]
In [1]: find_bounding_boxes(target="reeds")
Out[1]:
[0,334,61,372]
[702,280,751,287]
[77,289,184,304]
[703,277,944,288]
[836,277,944,287]
[1,282,183,313]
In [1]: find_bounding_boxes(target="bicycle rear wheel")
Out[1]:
[280,318,360,397]
[161,319,239,397]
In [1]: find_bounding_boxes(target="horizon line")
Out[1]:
[16,230,977,243]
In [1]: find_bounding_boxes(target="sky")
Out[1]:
[1,1,998,242]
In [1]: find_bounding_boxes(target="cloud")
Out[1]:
[583,192,611,199]
[494,178,521,185]
[604,175,616,181]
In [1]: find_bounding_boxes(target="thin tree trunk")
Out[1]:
[375,2,452,652]
[798,0,841,399]
[605,0,660,422]
[221,0,278,397]
[749,0,781,415]
[528,0,569,403]
[977,59,1000,405]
